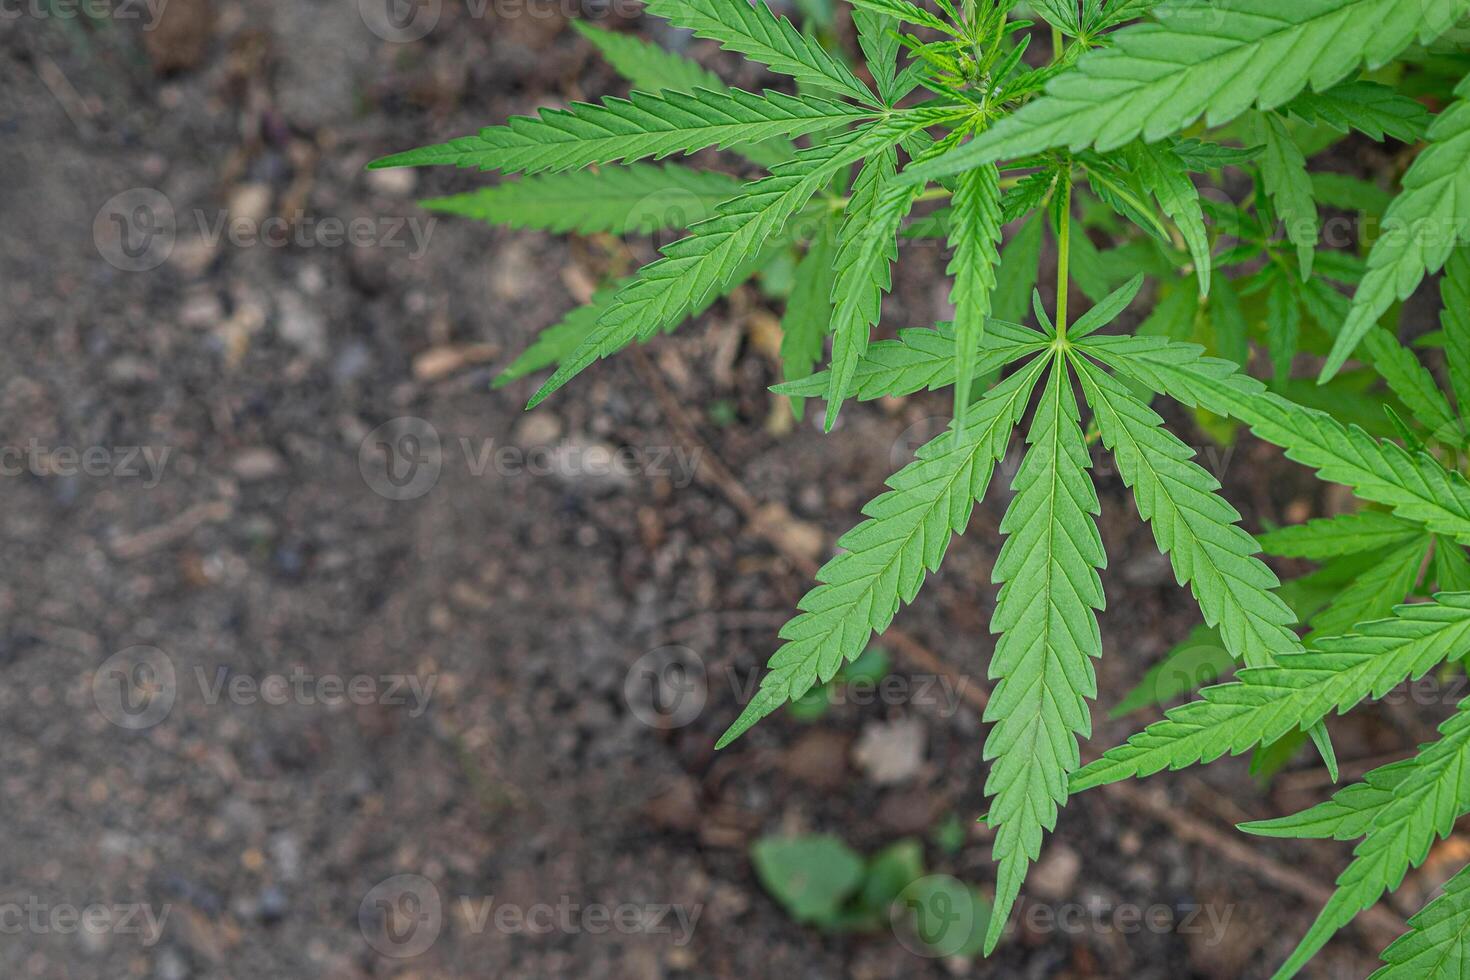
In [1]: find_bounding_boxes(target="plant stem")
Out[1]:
[1056,178,1072,338]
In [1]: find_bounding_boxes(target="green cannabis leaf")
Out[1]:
[372,3,1470,971]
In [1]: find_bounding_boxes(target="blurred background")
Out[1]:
[0,1,1457,977]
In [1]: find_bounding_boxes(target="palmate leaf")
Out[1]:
[903,0,1470,183]
[644,0,876,104]
[1256,112,1318,280]
[1267,697,1470,978]
[529,115,947,408]
[775,317,1049,402]
[1371,864,1470,979]
[1322,74,1470,381]
[369,88,874,176]
[1082,337,1470,545]
[571,22,793,168]
[716,356,1048,748]
[983,353,1107,953]
[1070,593,1470,793]
[1280,79,1434,143]
[1257,510,1423,560]
[421,164,743,235]
[947,164,1005,432]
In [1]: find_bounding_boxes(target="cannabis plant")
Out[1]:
[373,0,1470,973]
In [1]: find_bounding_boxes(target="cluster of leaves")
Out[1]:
[373,0,1470,974]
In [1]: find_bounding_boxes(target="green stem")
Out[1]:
[1056,179,1072,339]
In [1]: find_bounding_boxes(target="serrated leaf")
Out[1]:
[1322,74,1470,381]
[494,280,627,387]
[983,354,1107,953]
[1281,79,1434,142]
[369,88,873,176]
[571,22,793,168]
[421,164,743,235]
[1125,140,1211,296]
[1171,138,1261,171]
[1070,593,1470,793]
[1273,695,1470,978]
[849,0,956,36]
[1072,351,1337,771]
[1437,540,1470,593]
[1083,157,1171,243]
[1257,511,1424,560]
[530,116,943,407]
[1093,0,1161,31]
[1370,863,1470,979]
[1256,112,1319,281]
[645,0,876,103]
[826,146,913,430]
[1360,327,1459,438]
[1032,0,1082,35]
[775,318,1048,401]
[717,357,1047,748]
[902,0,1470,183]
[573,20,726,95]
[1068,274,1145,339]
[1242,757,1417,840]
[1306,537,1431,642]
[948,164,1004,433]
[1080,336,1470,546]
[1001,170,1058,224]
[853,8,904,107]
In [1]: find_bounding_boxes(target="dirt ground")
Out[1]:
[0,2,1457,978]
